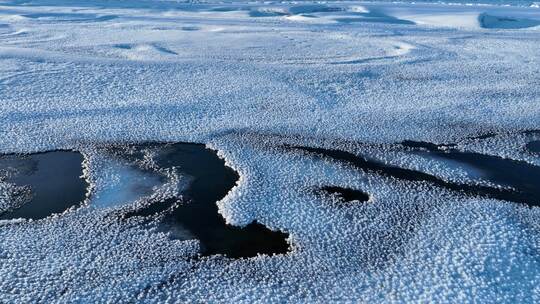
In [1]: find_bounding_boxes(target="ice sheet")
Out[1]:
[0,0,540,302]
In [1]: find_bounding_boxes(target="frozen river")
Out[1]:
[0,0,540,302]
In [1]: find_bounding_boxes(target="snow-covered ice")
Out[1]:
[0,0,540,302]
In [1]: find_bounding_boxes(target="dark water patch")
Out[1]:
[319,186,370,203]
[23,13,117,22]
[403,141,540,207]
[249,10,288,17]
[467,132,497,141]
[288,4,342,15]
[114,43,132,50]
[291,146,534,207]
[526,141,540,155]
[401,140,454,151]
[181,26,201,31]
[335,16,414,25]
[209,6,247,12]
[523,129,540,136]
[153,44,178,55]
[479,13,540,29]
[0,151,87,220]
[335,10,414,25]
[125,143,289,258]
[125,197,173,218]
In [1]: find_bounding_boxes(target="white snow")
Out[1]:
[0,0,540,302]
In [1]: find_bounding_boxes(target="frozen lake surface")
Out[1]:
[0,0,540,302]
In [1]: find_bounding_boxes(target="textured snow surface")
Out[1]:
[1,0,540,302]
